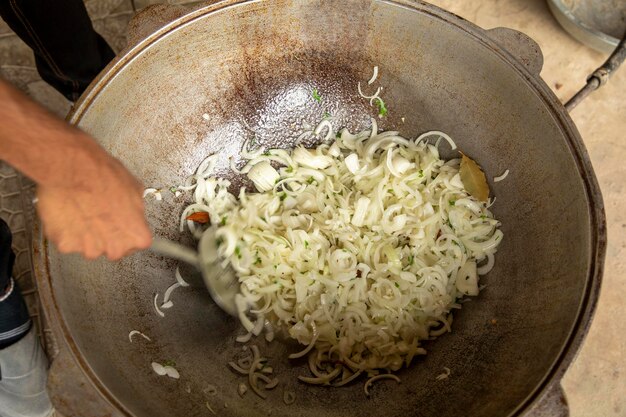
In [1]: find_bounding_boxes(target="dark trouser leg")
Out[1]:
[0,220,50,414]
[0,219,30,349]
[0,0,115,101]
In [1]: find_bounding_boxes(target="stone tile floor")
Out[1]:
[1,0,624,416]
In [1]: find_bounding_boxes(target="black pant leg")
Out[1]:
[0,218,30,350]
[0,219,14,293]
[0,0,115,101]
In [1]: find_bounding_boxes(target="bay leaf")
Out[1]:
[459,153,490,202]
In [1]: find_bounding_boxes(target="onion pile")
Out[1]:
[178,119,502,386]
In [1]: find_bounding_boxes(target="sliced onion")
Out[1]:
[351,197,370,227]
[494,169,509,182]
[292,147,332,169]
[367,66,379,85]
[345,153,360,174]
[248,161,280,192]
[415,130,457,150]
[455,261,479,296]
[164,366,180,379]
[153,293,165,318]
[151,362,167,376]
[128,330,151,343]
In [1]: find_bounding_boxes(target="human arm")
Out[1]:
[0,78,151,259]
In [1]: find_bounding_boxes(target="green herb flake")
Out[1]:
[162,359,176,367]
[286,166,294,173]
[255,257,262,265]
[169,186,178,193]
[304,240,309,248]
[215,237,224,247]
[279,192,287,201]
[395,282,400,288]
[307,177,315,184]
[376,98,388,117]
[408,255,414,265]
[480,215,487,220]
[323,111,331,119]
[418,169,424,177]
[235,246,242,259]
[449,200,456,207]
[312,88,322,102]
[220,216,228,226]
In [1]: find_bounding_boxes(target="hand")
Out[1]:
[0,79,151,259]
[36,146,152,260]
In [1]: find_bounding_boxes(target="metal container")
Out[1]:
[547,0,625,54]
[32,1,606,416]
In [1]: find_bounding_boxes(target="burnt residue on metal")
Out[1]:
[38,1,605,417]
[205,48,374,193]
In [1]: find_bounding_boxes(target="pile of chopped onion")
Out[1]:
[178,119,502,387]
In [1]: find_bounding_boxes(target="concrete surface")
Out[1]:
[0,0,624,416]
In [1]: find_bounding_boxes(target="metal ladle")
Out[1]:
[150,231,238,316]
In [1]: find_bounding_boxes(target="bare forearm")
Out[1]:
[0,79,105,187]
[0,79,151,259]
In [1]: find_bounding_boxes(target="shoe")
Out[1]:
[0,326,53,417]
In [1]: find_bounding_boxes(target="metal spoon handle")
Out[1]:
[150,238,200,269]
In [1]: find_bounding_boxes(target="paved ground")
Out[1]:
[1,1,624,416]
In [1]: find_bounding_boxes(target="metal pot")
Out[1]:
[33,1,606,416]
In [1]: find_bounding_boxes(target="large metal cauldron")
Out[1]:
[32,1,605,416]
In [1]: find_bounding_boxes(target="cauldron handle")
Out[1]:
[485,27,626,112]
[486,27,545,76]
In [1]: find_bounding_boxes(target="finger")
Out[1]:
[133,222,153,250]
[106,235,148,260]
[106,244,138,261]
[41,223,61,247]
[55,236,81,255]
[55,239,71,253]
[47,219,86,255]
[82,232,104,260]
[81,217,109,260]
[103,226,143,260]
[105,229,151,260]
[36,188,84,252]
